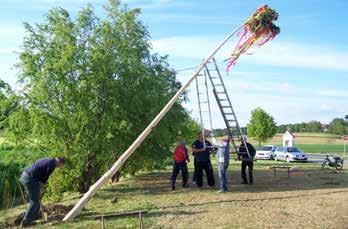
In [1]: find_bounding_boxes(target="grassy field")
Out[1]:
[0,159,347,228]
[234,133,347,155]
[1,133,347,228]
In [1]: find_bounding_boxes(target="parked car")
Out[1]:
[274,146,308,162]
[255,145,276,160]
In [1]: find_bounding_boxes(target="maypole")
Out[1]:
[63,26,242,221]
[63,4,279,221]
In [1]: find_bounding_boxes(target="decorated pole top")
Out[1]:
[226,5,280,73]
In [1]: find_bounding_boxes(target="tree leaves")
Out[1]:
[13,1,196,194]
[247,107,277,146]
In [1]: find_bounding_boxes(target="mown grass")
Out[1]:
[1,159,347,228]
[1,133,347,228]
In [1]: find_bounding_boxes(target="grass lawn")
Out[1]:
[1,159,347,228]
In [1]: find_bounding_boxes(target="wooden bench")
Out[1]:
[268,166,292,178]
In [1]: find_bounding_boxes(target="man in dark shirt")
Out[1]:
[192,132,215,188]
[19,157,65,227]
[238,138,256,184]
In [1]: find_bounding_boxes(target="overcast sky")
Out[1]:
[0,0,347,128]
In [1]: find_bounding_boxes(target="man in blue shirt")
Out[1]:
[191,132,215,188]
[216,136,231,192]
[19,157,65,227]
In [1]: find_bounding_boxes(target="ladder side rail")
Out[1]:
[204,70,215,145]
[212,58,251,159]
[195,75,206,147]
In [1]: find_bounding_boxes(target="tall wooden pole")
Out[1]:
[63,26,241,221]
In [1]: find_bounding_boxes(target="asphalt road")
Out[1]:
[307,154,346,163]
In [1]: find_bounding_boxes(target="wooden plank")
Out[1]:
[94,211,148,220]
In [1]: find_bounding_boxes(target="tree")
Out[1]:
[14,0,196,195]
[247,108,277,146]
[306,121,322,133]
[328,118,347,135]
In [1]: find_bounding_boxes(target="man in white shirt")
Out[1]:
[216,136,231,192]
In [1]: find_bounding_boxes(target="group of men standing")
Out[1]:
[171,132,256,192]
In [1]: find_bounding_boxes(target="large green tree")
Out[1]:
[247,108,277,146]
[15,0,196,195]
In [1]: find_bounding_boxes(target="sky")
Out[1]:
[0,0,347,128]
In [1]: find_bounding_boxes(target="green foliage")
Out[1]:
[0,162,24,209]
[0,80,20,131]
[13,0,197,196]
[277,121,323,133]
[247,107,277,146]
[328,118,348,135]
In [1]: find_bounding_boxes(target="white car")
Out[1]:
[255,145,276,160]
[274,146,308,163]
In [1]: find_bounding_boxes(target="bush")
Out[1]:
[0,162,25,209]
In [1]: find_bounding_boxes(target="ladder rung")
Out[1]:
[226,119,236,122]
[224,113,235,115]
[213,84,223,87]
[221,106,231,108]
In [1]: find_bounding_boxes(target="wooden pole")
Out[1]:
[63,26,241,221]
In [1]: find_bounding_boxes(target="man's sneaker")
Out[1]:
[171,186,175,190]
[241,181,248,184]
[217,189,227,193]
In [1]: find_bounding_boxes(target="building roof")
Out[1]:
[283,130,295,138]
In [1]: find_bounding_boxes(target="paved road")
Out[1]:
[307,154,346,163]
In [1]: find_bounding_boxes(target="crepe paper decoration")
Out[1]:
[226,5,280,73]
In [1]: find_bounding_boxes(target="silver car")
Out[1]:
[256,145,276,160]
[274,146,308,163]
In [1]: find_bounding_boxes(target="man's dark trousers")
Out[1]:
[241,160,253,184]
[171,162,189,187]
[192,157,197,183]
[196,160,215,187]
[19,173,41,223]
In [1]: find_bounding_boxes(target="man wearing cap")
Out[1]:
[171,141,190,190]
[192,132,215,188]
[19,157,65,227]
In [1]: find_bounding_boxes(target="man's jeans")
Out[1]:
[218,162,229,191]
[171,162,189,187]
[19,173,41,222]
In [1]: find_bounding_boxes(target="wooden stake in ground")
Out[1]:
[63,26,241,221]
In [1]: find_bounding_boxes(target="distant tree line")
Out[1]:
[213,118,348,137]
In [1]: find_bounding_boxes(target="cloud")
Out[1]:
[183,88,347,128]
[151,36,348,71]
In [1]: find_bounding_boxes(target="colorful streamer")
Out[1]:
[226,5,280,73]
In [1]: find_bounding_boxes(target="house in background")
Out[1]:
[283,130,295,147]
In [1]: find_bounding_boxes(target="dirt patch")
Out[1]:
[42,204,74,221]
[1,204,74,228]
